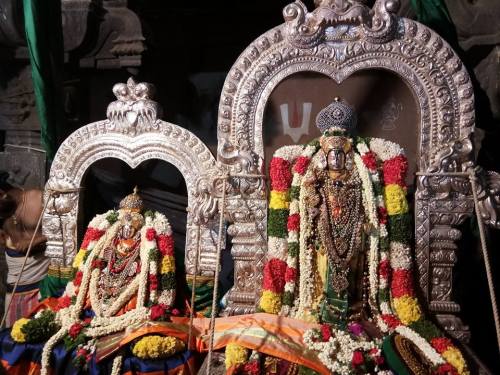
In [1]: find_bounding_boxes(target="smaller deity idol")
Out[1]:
[4,188,188,375]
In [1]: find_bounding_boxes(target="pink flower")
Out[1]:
[146,228,157,241]
[351,350,364,366]
[171,308,180,316]
[348,322,364,336]
[69,323,83,339]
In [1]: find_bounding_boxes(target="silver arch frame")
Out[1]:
[43,78,222,279]
[217,0,475,341]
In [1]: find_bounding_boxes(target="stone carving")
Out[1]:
[43,79,222,283]
[215,0,494,345]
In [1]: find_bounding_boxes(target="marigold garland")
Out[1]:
[260,290,282,314]
[131,335,185,359]
[225,343,249,369]
[11,318,29,343]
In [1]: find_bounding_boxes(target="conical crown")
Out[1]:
[315,97,357,134]
[119,186,144,213]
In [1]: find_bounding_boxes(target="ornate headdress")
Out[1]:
[315,97,357,135]
[119,186,144,213]
[316,98,356,153]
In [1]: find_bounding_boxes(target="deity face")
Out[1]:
[327,148,346,171]
[120,214,141,239]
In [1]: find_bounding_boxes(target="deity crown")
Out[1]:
[315,97,357,134]
[119,186,144,213]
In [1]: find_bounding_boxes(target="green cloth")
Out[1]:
[38,274,71,300]
[382,335,411,375]
[409,0,457,44]
[23,0,65,161]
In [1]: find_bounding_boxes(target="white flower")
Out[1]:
[356,142,369,155]
[395,326,445,365]
[274,145,303,161]
[369,138,404,161]
[390,242,412,270]
[268,237,288,260]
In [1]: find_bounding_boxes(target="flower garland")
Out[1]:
[366,137,469,375]
[225,342,249,369]
[132,335,185,359]
[303,324,382,374]
[11,318,29,343]
[260,145,303,314]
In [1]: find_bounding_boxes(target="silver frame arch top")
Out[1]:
[43,78,222,279]
[216,0,476,342]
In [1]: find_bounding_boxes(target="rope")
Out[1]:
[205,173,228,375]
[0,191,52,328]
[187,225,201,351]
[417,171,500,354]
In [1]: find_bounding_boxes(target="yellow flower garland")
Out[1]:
[225,343,249,369]
[72,249,87,269]
[383,184,409,216]
[132,335,185,359]
[160,256,175,274]
[442,347,469,375]
[260,290,282,314]
[269,191,289,210]
[393,296,422,325]
[11,318,30,343]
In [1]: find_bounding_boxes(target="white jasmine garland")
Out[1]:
[356,142,369,155]
[274,145,303,160]
[289,200,299,214]
[395,325,445,366]
[111,354,123,375]
[267,237,287,260]
[303,327,378,374]
[41,328,68,375]
[369,138,405,161]
[390,242,412,270]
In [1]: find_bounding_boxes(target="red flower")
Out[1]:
[262,258,287,293]
[287,213,300,232]
[91,258,106,270]
[430,337,453,354]
[351,350,364,366]
[270,157,292,192]
[242,360,260,375]
[383,155,408,187]
[391,269,414,298]
[361,151,378,171]
[150,304,167,320]
[76,348,88,357]
[293,156,310,175]
[284,267,297,283]
[369,349,385,365]
[56,295,71,311]
[320,324,331,342]
[69,323,83,339]
[73,271,83,287]
[149,274,158,290]
[433,364,459,375]
[146,228,157,241]
[381,314,401,329]
[81,228,105,249]
[378,259,391,279]
[157,235,174,256]
[377,206,388,225]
